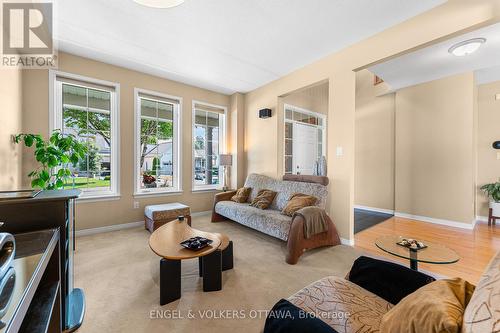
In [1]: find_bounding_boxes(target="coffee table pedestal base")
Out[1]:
[160,259,181,305]
[202,251,222,292]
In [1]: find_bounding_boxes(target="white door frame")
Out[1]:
[283,103,327,175]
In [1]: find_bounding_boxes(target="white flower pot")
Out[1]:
[491,201,500,217]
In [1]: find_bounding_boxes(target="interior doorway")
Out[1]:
[292,122,318,175]
[280,81,329,177]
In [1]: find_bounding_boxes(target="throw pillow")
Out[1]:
[231,187,251,203]
[264,299,338,333]
[462,251,500,333]
[282,193,318,216]
[380,278,475,333]
[250,189,277,209]
[347,256,435,304]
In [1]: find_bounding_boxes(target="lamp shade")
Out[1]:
[219,154,232,166]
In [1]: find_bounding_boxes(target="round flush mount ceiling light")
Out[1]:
[133,0,184,9]
[448,38,486,57]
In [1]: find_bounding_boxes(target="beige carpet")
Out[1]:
[74,213,362,333]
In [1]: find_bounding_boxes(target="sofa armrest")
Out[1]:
[286,211,341,264]
[214,190,237,204]
[347,256,435,304]
[211,190,237,222]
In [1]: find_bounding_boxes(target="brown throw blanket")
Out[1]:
[292,206,329,239]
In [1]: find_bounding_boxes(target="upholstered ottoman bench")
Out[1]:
[144,203,191,232]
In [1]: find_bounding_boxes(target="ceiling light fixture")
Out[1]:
[448,38,486,57]
[133,0,184,9]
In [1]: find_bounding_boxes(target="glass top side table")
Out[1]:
[375,235,460,271]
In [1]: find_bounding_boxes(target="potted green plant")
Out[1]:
[480,181,500,217]
[15,131,87,190]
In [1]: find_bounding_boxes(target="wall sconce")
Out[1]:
[259,108,272,119]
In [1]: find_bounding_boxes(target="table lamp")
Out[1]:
[219,154,232,191]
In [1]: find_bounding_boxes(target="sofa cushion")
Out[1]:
[231,187,251,203]
[215,201,292,240]
[264,299,338,333]
[244,173,328,211]
[348,256,435,305]
[288,276,393,333]
[462,250,500,333]
[282,193,318,216]
[250,189,277,209]
[381,278,475,333]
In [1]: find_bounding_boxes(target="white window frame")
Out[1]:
[192,100,227,191]
[49,70,120,200]
[134,88,182,197]
[283,103,327,175]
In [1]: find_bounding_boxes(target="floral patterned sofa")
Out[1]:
[211,173,341,264]
[285,251,500,333]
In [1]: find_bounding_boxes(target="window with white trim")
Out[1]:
[134,90,181,195]
[53,74,119,198]
[192,102,226,190]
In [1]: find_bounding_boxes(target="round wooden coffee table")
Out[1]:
[149,218,222,305]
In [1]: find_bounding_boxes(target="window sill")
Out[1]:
[76,194,121,203]
[133,190,183,198]
[191,187,221,193]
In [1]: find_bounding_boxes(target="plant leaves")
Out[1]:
[70,153,79,166]
[24,135,33,147]
[55,179,64,189]
[48,155,58,168]
[40,170,50,181]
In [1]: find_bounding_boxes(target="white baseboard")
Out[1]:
[340,238,355,246]
[76,221,143,237]
[76,210,213,237]
[476,215,488,222]
[354,205,394,215]
[394,212,476,230]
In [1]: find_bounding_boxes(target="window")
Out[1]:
[192,101,226,190]
[51,72,119,198]
[284,104,326,175]
[134,89,181,195]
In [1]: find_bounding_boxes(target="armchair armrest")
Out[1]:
[347,256,435,304]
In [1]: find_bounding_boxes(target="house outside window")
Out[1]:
[51,72,120,199]
[134,89,181,196]
[192,101,226,190]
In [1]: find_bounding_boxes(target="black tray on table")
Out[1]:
[180,236,213,250]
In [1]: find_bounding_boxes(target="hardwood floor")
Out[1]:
[354,216,500,284]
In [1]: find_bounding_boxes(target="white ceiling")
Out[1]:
[475,65,500,85]
[368,23,500,90]
[54,0,444,95]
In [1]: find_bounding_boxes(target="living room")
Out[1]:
[0,1,500,333]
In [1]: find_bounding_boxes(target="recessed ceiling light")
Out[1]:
[133,0,184,9]
[448,38,486,57]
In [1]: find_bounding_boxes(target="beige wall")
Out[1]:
[245,0,499,240]
[0,68,22,190]
[355,70,395,211]
[282,83,329,115]
[22,52,232,230]
[476,80,500,217]
[228,92,246,188]
[395,73,476,224]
